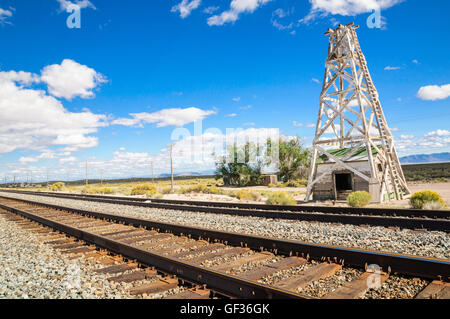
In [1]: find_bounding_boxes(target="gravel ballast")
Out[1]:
[0,212,138,299]
[0,192,448,260]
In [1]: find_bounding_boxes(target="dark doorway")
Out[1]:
[335,173,352,191]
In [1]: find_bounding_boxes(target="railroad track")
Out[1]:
[0,195,449,299]
[1,189,449,232]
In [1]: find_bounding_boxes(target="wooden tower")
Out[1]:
[305,23,410,202]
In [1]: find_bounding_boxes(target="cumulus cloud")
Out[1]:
[300,0,404,24]
[0,7,13,24]
[0,65,107,155]
[417,84,450,101]
[208,0,272,26]
[171,0,201,19]
[41,59,107,100]
[56,0,96,11]
[112,107,217,128]
[425,130,450,137]
[25,128,281,181]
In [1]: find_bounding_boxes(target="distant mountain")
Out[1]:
[400,152,450,164]
[158,170,215,178]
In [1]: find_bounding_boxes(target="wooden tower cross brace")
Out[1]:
[305,23,410,202]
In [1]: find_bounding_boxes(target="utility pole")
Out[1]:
[46,168,49,186]
[151,161,154,183]
[170,144,174,192]
[100,168,103,185]
[85,161,88,186]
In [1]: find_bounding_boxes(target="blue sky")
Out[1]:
[0,0,449,182]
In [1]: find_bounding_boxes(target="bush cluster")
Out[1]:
[346,191,372,208]
[265,191,297,206]
[130,183,158,197]
[410,191,446,209]
[236,189,261,201]
[178,184,224,195]
[49,182,65,192]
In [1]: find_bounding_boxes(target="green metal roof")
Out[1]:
[317,145,381,164]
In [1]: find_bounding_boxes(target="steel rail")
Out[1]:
[3,189,449,219]
[1,191,449,232]
[0,201,307,299]
[1,195,449,282]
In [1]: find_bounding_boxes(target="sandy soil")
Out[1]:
[161,182,450,208]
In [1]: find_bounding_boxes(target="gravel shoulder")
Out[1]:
[1,192,448,260]
[0,212,138,299]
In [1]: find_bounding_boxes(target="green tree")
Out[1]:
[215,143,264,186]
[267,137,311,182]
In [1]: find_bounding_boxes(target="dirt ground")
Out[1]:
[162,182,450,208]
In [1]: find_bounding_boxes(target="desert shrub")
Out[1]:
[236,189,261,201]
[423,201,446,210]
[410,191,446,209]
[160,186,173,194]
[80,185,95,194]
[130,183,157,197]
[96,187,114,194]
[347,191,372,208]
[50,182,65,192]
[204,186,223,195]
[178,184,208,194]
[282,179,308,188]
[265,191,297,206]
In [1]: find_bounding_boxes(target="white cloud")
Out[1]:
[395,129,450,156]
[311,78,320,84]
[306,123,316,128]
[0,66,107,155]
[41,59,107,100]
[243,122,255,126]
[232,97,241,102]
[384,66,401,71]
[412,59,419,64]
[203,6,220,14]
[208,0,273,26]
[0,7,13,24]
[425,130,450,137]
[300,0,404,24]
[112,107,216,128]
[226,113,237,117]
[293,121,303,127]
[171,0,201,19]
[56,0,96,11]
[417,84,450,101]
[59,156,77,164]
[240,105,252,110]
[271,8,294,32]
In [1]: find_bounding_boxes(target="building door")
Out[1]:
[335,173,353,200]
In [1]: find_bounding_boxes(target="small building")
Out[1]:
[260,174,278,186]
[312,146,386,202]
